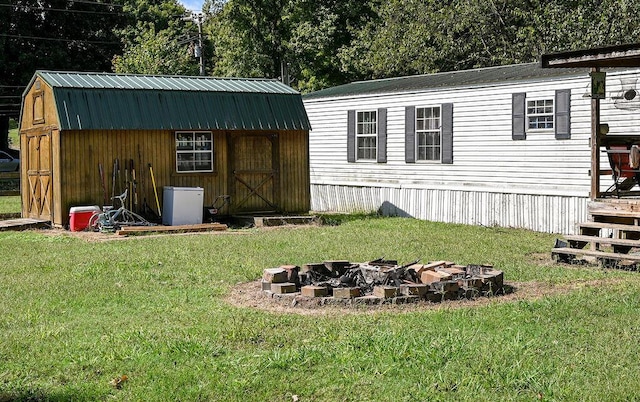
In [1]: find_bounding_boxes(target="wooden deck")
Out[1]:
[553,198,640,266]
[0,217,50,231]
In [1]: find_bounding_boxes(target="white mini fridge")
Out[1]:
[162,186,204,226]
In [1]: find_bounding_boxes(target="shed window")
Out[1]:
[32,91,44,125]
[526,98,554,130]
[357,110,377,160]
[176,131,213,172]
[416,106,441,161]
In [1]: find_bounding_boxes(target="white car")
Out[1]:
[0,150,19,172]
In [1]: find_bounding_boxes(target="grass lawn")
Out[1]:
[1,217,640,401]
[8,119,19,149]
[0,195,21,214]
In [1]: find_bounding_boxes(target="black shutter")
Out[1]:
[441,103,453,164]
[512,92,526,140]
[347,110,355,162]
[555,89,571,140]
[405,106,416,163]
[377,108,387,163]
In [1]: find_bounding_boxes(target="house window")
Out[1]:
[175,131,213,172]
[526,98,554,130]
[357,110,377,160]
[416,106,441,161]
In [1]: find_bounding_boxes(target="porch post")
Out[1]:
[590,67,601,200]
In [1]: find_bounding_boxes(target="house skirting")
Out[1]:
[310,184,588,234]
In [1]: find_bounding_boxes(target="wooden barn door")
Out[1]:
[229,133,280,213]
[24,130,53,221]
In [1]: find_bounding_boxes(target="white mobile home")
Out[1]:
[303,63,640,234]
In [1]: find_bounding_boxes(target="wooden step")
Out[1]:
[589,208,640,218]
[552,247,640,263]
[578,221,640,232]
[565,235,640,248]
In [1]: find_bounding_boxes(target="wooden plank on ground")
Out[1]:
[116,223,228,236]
[564,235,640,248]
[552,247,640,262]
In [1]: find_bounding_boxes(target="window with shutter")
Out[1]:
[406,104,453,164]
[512,90,570,140]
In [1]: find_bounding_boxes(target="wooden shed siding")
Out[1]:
[19,79,58,132]
[278,130,310,212]
[56,128,309,224]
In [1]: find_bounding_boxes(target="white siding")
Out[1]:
[305,68,640,234]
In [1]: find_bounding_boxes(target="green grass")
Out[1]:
[1,217,639,401]
[8,118,18,149]
[0,195,20,214]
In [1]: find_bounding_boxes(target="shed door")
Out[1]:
[229,133,280,213]
[25,130,53,221]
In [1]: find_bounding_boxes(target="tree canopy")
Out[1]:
[3,0,640,116]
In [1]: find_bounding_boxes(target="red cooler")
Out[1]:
[69,206,101,231]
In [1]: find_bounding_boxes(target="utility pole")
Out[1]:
[183,12,206,76]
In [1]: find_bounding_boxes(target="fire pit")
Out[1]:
[261,259,504,304]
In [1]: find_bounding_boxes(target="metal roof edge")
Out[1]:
[34,70,300,95]
[303,63,640,102]
[303,63,591,101]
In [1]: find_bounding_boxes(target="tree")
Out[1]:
[112,0,201,75]
[341,0,640,80]
[0,0,127,118]
[206,0,378,92]
[112,28,199,75]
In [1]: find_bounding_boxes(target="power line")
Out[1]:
[0,33,121,45]
[0,3,126,16]
[66,0,124,7]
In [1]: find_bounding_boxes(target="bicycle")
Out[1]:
[88,189,153,232]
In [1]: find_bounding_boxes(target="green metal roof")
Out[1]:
[29,71,311,131]
[303,62,592,100]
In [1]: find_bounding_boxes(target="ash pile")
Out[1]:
[261,259,504,304]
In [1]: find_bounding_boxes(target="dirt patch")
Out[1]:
[225,277,627,316]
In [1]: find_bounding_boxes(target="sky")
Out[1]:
[179,0,205,11]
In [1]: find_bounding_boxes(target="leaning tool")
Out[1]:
[111,158,118,201]
[98,162,108,206]
[149,163,161,217]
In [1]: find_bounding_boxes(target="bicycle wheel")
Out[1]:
[117,209,150,227]
[87,212,102,231]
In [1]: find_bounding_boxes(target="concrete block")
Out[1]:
[261,279,272,291]
[459,277,483,289]
[301,285,328,298]
[280,264,300,284]
[421,270,452,284]
[263,268,288,283]
[271,282,298,294]
[478,270,504,289]
[399,283,428,297]
[373,286,399,299]
[333,287,361,299]
[430,280,459,293]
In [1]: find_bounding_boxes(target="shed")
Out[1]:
[303,62,640,234]
[19,71,311,227]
